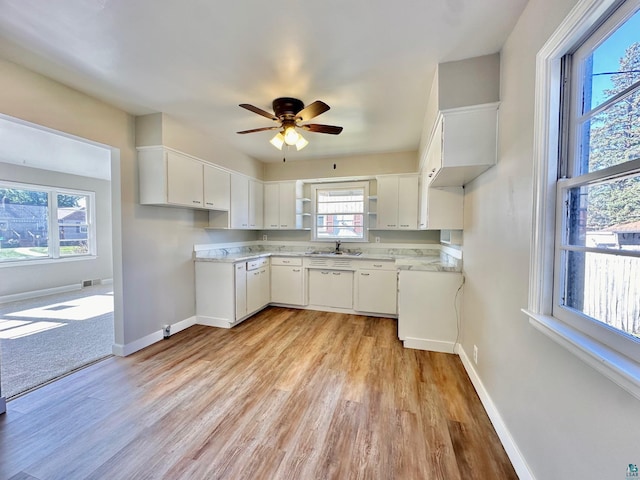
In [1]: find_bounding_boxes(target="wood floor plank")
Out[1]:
[1,306,518,479]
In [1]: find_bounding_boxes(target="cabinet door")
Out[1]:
[376,176,399,229]
[308,270,353,309]
[259,266,270,308]
[397,176,419,229]
[234,262,247,320]
[355,270,397,315]
[246,268,262,314]
[278,182,296,229]
[230,174,249,229]
[398,270,462,353]
[263,183,280,228]
[167,151,204,207]
[203,164,230,211]
[249,180,263,229]
[271,265,305,305]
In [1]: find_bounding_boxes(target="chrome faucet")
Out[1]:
[335,240,342,253]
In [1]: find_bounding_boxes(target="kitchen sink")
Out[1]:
[307,251,362,256]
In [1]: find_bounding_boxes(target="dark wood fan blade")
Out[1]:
[237,126,280,134]
[296,100,330,122]
[239,104,278,121]
[301,123,343,135]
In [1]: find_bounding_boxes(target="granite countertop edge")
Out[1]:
[194,250,461,273]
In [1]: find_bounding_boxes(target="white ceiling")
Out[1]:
[0,0,527,164]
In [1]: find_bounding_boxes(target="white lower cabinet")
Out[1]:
[246,258,270,315]
[354,269,397,315]
[308,270,354,309]
[270,257,306,306]
[196,261,248,328]
[398,270,463,353]
[234,262,247,321]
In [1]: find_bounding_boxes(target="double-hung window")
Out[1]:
[311,182,368,242]
[0,181,95,263]
[527,0,640,399]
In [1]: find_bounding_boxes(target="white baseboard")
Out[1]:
[403,337,455,353]
[112,316,198,356]
[0,396,5,415]
[456,345,535,480]
[0,283,81,304]
[196,315,233,329]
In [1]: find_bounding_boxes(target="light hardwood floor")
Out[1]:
[1,307,518,480]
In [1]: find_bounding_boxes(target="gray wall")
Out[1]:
[461,0,640,478]
[0,162,113,297]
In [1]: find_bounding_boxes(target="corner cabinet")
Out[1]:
[270,257,306,306]
[229,174,263,229]
[375,174,419,230]
[423,102,499,187]
[263,181,305,230]
[139,147,230,210]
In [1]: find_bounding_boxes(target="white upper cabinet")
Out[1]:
[231,175,263,229]
[230,174,250,229]
[203,163,230,211]
[375,174,419,230]
[263,181,303,230]
[138,146,231,211]
[249,180,263,229]
[424,103,499,187]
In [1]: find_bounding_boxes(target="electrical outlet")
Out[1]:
[262,234,268,241]
[473,345,478,365]
[375,236,380,243]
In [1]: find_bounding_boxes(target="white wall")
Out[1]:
[0,58,258,352]
[263,150,418,182]
[461,0,640,478]
[0,162,112,297]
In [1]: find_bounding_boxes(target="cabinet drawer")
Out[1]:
[247,257,269,270]
[270,256,302,266]
[355,260,396,270]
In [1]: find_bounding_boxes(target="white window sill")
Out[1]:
[522,309,640,402]
[0,255,97,268]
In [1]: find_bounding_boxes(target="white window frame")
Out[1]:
[524,0,640,400]
[0,180,96,265]
[311,181,369,242]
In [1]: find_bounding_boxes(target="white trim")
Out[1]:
[112,316,197,356]
[529,0,620,315]
[457,345,536,480]
[196,314,234,329]
[527,0,640,394]
[523,309,640,401]
[0,283,81,304]
[403,337,455,353]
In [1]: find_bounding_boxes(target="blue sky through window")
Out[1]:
[589,8,640,108]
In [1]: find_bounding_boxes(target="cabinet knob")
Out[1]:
[193,200,201,204]
[321,271,329,275]
[332,272,341,276]
[373,264,382,268]
[293,269,300,272]
[361,273,370,276]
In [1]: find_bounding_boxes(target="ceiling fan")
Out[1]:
[237,97,343,151]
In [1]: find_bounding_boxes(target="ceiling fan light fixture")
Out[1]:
[270,132,285,150]
[295,134,308,151]
[283,125,299,146]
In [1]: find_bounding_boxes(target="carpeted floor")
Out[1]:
[0,284,114,399]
